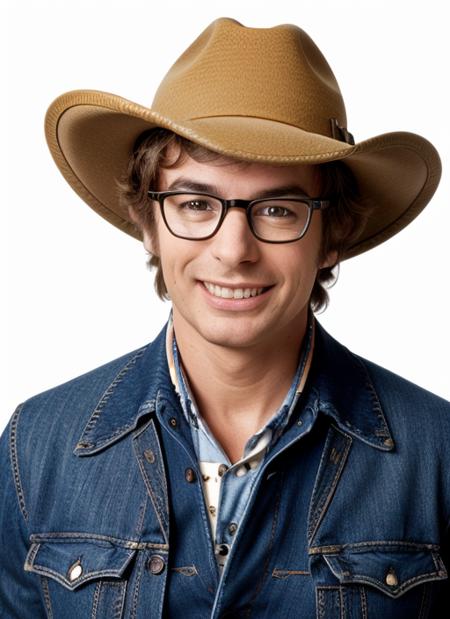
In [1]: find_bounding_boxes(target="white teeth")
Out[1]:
[221,287,233,299]
[204,282,265,299]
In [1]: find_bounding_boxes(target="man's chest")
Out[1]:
[24,408,448,619]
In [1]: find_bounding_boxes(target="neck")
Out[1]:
[172,308,309,461]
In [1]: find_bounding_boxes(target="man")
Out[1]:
[1,17,449,618]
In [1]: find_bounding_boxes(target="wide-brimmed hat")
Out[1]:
[45,17,441,258]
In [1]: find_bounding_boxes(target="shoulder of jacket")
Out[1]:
[9,341,157,454]
[355,353,450,417]
[23,343,151,407]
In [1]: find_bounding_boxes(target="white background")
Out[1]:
[2,0,449,434]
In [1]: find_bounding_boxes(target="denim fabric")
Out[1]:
[1,320,449,618]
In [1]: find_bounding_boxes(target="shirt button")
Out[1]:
[234,465,248,477]
[68,561,83,582]
[147,555,166,575]
[185,468,197,483]
[218,464,228,477]
[216,544,229,557]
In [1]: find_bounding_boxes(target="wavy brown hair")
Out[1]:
[119,128,371,312]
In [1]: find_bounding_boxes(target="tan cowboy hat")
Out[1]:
[45,17,441,258]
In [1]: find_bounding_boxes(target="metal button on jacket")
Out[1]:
[147,555,166,575]
[144,449,155,463]
[385,568,398,586]
[68,561,83,582]
[185,467,197,483]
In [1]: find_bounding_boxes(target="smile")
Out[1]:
[202,281,267,299]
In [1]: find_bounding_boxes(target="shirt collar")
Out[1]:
[73,317,394,457]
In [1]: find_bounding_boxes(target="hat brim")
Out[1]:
[45,90,442,258]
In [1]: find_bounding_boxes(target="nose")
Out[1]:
[210,208,260,266]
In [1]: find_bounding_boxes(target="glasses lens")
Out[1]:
[250,199,310,241]
[162,193,222,238]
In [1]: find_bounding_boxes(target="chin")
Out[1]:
[195,320,270,350]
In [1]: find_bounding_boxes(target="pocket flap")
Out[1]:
[323,545,447,598]
[24,536,136,591]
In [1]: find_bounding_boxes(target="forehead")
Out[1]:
[157,144,321,196]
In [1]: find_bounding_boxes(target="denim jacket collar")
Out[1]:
[73,326,170,456]
[74,320,395,457]
[308,322,395,451]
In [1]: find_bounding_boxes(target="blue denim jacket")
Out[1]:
[1,320,449,618]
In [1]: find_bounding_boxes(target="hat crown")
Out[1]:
[152,18,347,139]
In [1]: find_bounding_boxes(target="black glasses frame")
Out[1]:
[148,190,331,243]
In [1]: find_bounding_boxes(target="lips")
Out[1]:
[202,281,269,299]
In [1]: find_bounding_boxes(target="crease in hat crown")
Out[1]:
[44,16,441,258]
[151,17,348,140]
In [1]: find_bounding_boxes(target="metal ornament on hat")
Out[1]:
[330,118,355,145]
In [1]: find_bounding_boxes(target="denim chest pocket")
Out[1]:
[24,537,137,618]
[316,544,448,619]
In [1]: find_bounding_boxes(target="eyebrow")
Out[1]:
[166,177,312,198]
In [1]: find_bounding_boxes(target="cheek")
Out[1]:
[278,227,323,281]
[268,250,317,306]
[157,232,199,290]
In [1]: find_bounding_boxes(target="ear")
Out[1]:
[134,220,159,257]
[128,206,159,257]
[319,249,338,270]
[142,228,159,257]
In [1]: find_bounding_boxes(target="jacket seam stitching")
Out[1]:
[309,540,442,553]
[130,550,145,619]
[77,346,148,445]
[9,403,29,522]
[346,569,443,590]
[418,582,430,619]
[113,581,127,619]
[308,425,352,543]
[92,581,101,618]
[353,355,393,440]
[316,586,339,619]
[28,563,130,588]
[40,576,53,618]
[29,531,168,550]
[339,585,346,619]
[308,421,337,542]
[272,568,310,578]
[246,470,285,606]
[360,586,368,619]
[133,421,169,544]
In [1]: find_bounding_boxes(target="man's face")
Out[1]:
[143,151,335,351]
